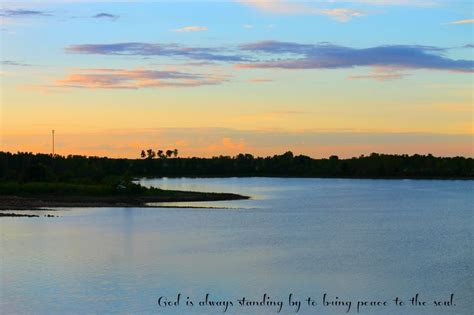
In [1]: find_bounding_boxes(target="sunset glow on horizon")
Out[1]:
[1,0,473,158]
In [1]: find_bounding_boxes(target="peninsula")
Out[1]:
[0,181,249,211]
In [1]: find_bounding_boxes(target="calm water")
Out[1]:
[1,178,473,314]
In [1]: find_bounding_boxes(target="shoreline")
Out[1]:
[138,175,474,180]
[0,190,250,211]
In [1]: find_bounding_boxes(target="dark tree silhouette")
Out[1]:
[146,149,156,159]
[173,149,178,158]
[140,150,146,159]
[166,150,173,158]
[0,151,472,185]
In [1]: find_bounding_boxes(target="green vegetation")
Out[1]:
[0,151,471,210]
[0,181,144,196]
[0,151,472,184]
[0,151,253,208]
[0,181,244,200]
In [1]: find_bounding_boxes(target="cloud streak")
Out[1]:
[0,9,50,17]
[447,19,474,25]
[65,42,247,62]
[238,0,366,21]
[237,0,313,14]
[92,13,119,20]
[64,41,473,76]
[249,78,273,83]
[319,8,365,22]
[347,73,409,81]
[1,60,33,67]
[172,26,208,32]
[54,68,229,89]
[238,41,473,72]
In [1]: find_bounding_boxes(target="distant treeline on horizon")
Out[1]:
[1,151,473,183]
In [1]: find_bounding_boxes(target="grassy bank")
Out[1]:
[0,181,249,210]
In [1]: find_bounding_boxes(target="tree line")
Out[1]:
[141,149,178,159]
[0,151,472,184]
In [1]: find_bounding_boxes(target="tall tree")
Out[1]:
[146,149,156,159]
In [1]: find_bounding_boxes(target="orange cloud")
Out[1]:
[2,128,472,159]
[248,78,273,83]
[447,19,474,25]
[54,68,228,89]
[222,137,246,150]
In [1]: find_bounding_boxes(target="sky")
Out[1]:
[0,0,473,158]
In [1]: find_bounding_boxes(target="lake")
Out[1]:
[1,178,472,314]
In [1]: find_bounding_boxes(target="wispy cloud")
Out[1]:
[54,68,229,89]
[238,41,473,73]
[446,19,474,25]
[238,0,366,21]
[65,42,247,62]
[348,73,409,81]
[1,60,33,67]
[347,67,409,81]
[213,137,246,152]
[172,26,208,32]
[64,41,473,75]
[319,8,365,22]
[0,9,50,17]
[237,0,314,14]
[92,13,119,20]
[249,78,273,83]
